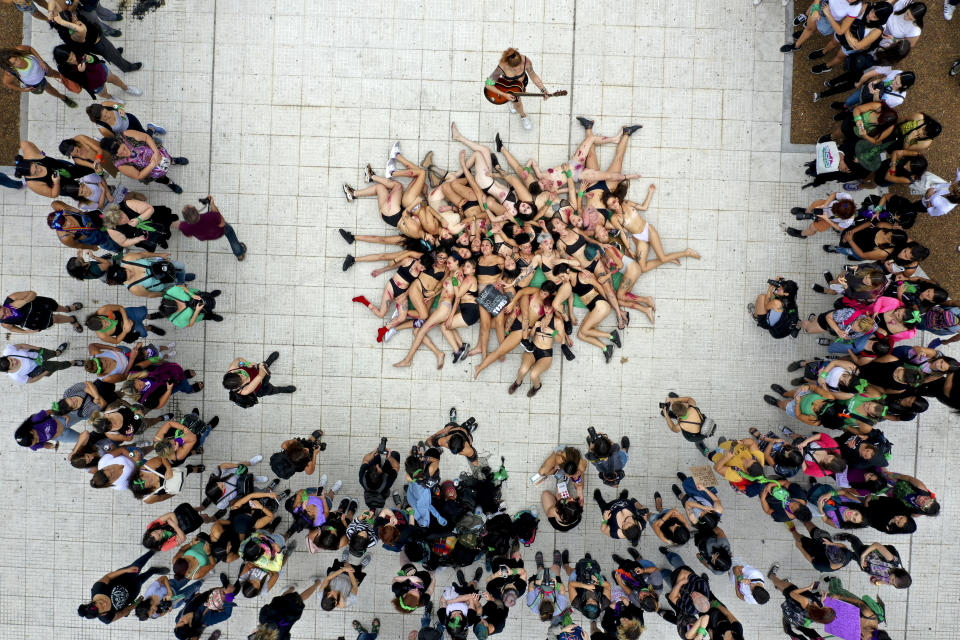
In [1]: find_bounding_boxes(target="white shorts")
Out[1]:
[632,225,650,243]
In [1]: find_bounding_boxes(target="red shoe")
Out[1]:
[352,295,370,306]
[376,326,388,343]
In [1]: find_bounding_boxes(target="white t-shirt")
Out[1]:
[2,345,39,384]
[730,563,765,605]
[824,192,856,229]
[828,0,864,22]
[883,0,922,43]
[98,453,137,490]
[924,182,957,217]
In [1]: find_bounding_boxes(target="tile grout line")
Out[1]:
[200,1,219,424]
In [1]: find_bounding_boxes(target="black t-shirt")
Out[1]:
[763,483,807,522]
[52,12,102,51]
[438,607,480,628]
[91,574,141,622]
[358,461,397,508]
[481,600,509,634]
[258,592,306,640]
[486,574,526,601]
[708,606,744,638]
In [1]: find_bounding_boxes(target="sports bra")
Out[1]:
[571,273,594,297]
[562,234,586,256]
[396,263,418,284]
[475,261,501,276]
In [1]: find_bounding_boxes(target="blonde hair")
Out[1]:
[119,379,139,399]
[153,438,174,459]
[500,48,522,66]
[855,315,876,332]
[102,204,126,229]
[617,620,646,640]
[248,626,280,640]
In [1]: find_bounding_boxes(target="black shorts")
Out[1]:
[533,346,553,361]
[816,312,834,333]
[547,515,580,532]
[460,303,480,326]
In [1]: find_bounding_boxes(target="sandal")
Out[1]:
[69,302,84,311]
[237,243,247,261]
[69,316,83,333]
[352,621,367,633]
[371,619,380,634]
[191,381,204,392]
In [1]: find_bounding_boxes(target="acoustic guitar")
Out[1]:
[484,85,568,105]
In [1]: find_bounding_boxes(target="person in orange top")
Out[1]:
[484,48,550,130]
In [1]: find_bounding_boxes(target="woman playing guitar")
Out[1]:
[484,48,552,130]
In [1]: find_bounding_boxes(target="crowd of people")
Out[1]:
[0,3,953,638]
[780,0,960,217]
[340,110,700,394]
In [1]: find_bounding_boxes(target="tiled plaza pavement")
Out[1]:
[0,1,952,639]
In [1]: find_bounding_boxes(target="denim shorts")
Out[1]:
[817,14,835,35]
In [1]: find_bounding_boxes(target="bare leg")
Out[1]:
[354,250,410,264]
[466,308,492,358]
[475,332,523,379]
[43,82,67,100]
[353,234,406,246]
[793,9,821,48]
[299,577,325,602]
[394,154,427,208]
[604,133,631,190]
[513,352,535,384]
[106,72,127,91]
[528,356,553,389]
[394,310,450,367]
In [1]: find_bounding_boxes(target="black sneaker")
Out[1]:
[622,124,642,136]
[770,384,787,397]
[560,549,570,566]
[763,394,780,406]
[392,491,404,507]
[812,64,833,74]
[535,551,545,571]
[620,436,630,451]
[342,255,356,271]
[220,572,230,588]
[780,43,799,53]
[449,407,457,422]
[785,227,805,238]
[267,479,281,492]
[823,245,838,253]
[520,339,534,352]
[791,377,806,387]
[671,484,683,500]
[787,360,804,372]
[561,344,575,361]
[602,345,614,363]
[474,566,483,582]
[812,283,826,293]
[576,116,594,130]
[823,271,834,283]
[609,329,621,348]
[829,101,844,111]
[676,472,687,481]
[694,441,710,457]
[338,228,355,244]
[553,549,562,567]
[456,569,467,586]
[265,351,280,367]
[55,342,69,354]
[807,48,825,60]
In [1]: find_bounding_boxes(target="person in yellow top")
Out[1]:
[695,437,766,496]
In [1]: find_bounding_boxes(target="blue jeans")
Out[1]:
[172,378,196,395]
[844,86,868,109]
[659,548,686,586]
[223,223,246,257]
[358,633,379,640]
[681,477,717,505]
[0,173,22,189]
[833,246,860,258]
[126,305,149,336]
[420,606,445,635]
[169,578,203,609]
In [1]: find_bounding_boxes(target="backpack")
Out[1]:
[269,451,297,479]
[229,388,259,408]
[781,597,809,628]
[455,513,485,549]
[513,510,539,547]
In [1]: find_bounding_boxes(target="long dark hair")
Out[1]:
[895,1,926,27]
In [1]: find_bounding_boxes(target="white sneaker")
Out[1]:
[385,159,397,178]
[166,342,176,349]
[165,350,176,358]
[330,480,343,493]
[508,102,517,114]
[318,473,328,489]
[249,454,264,466]
[753,0,762,5]
[389,141,401,160]
[125,86,143,96]
[947,3,956,19]
[383,328,397,342]
[520,116,532,130]
[255,475,269,483]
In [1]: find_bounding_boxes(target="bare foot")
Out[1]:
[641,307,655,324]
[436,353,445,370]
[686,248,701,259]
[393,360,411,368]
[473,366,481,380]
[451,122,461,141]
[648,184,656,192]
[466,346,481,357]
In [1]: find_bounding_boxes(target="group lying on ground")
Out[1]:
[339,118,700,394]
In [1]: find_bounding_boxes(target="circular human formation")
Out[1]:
[1,6,955,640]
[340,119,699,392]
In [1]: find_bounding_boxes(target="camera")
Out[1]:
[378,437,387,455]
[198,196,212,205]
[462,416,478,433]
[586,426,599,442]
[658,402,678,420]
[768,278,785,288]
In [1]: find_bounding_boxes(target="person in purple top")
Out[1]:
[14,408,83,450]
[172,195,246,260]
